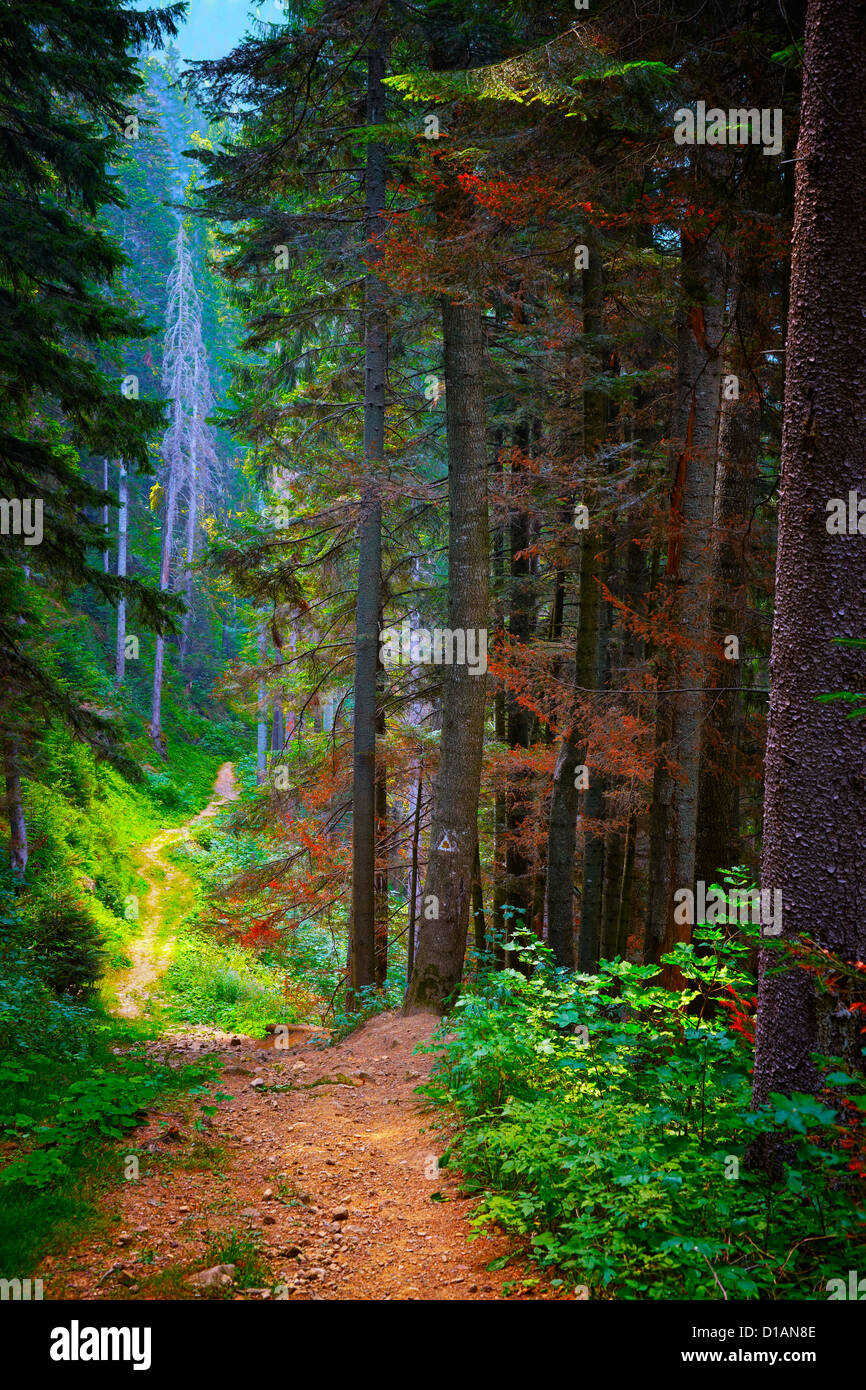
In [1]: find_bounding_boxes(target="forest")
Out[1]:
[0,0,864,1334]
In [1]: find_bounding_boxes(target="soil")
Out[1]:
[38,766,566,1301]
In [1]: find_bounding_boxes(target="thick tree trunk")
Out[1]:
[405,300,489,1012]
[349,22,387,998]
[752,0,866,1129]
[4,742,27,883]
[645,223,725,975]
[115,461,128,685]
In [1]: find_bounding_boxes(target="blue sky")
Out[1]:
[160,0,291,62]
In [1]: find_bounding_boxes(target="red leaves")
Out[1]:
[719,986,757,1046]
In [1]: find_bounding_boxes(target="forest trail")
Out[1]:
[110,762,240,1020]
[40,1014,559,1300]
[45,764,559,1301]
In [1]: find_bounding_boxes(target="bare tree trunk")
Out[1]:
[752,0,866,1142]
[405,300,489,1012]
[149,470,179,751]
[115,461,128,685]
[180,404,198,664]
[349,21,387,1000]
[645,219,725,977]
[4,742,27,883]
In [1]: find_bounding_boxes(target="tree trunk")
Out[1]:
[149,468,179,751]
[545,240,606,969]
[406,772,422,986]
[4,742,27,883]
[374,696,388,986]
[644,219,725,977]
[115,461,128,685]
[405,300,489,1012]
[504,434,536,966]
[349,20,387,999]
[180,403,198,664]
[256,623,268,786]
[695,262,761,887]
[271,648,284,754]
[102,458,110,574]
[472,836,486,957]
[752,0,866,1132]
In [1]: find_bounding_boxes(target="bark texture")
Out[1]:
[752,0,866,1119]
[349,24,387,996]
[645,223,725,973]
[405,300,489,1012]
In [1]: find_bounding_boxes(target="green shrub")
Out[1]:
[423,925,866,1300]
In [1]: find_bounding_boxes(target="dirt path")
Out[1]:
[41,763,560,1301]
[110,763,240,1020]
[40,1014,559,1300]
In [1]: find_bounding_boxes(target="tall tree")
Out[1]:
[405,300,489,1011]
[644,207,725,976]
[350,14,388,998]
[150,222,216,745]
[752,0,866,1135]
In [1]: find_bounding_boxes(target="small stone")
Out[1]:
[263,1215,276,1226]
[178,1206,190,1214]
[186,1263,237,1289]
[262,1187,274,1200]
[250,1078,266,1090]
[331,1206,348,1222]
[230,1037,242,1047]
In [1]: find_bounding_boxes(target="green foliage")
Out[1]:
[160,925,288,1035]
[422,931,865,1299]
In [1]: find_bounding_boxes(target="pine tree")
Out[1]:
[149,220,218,748]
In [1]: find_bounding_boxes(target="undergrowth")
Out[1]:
[422,918,866,1300]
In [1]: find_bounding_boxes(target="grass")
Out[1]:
[0,1014,224,1279]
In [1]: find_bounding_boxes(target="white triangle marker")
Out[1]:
[437,830,457,852]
